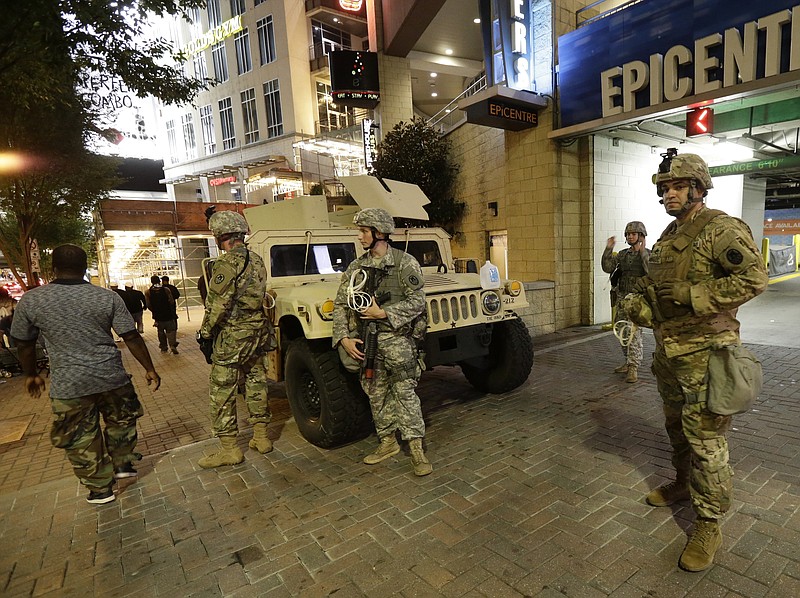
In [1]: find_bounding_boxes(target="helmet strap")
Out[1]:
[366,228,389,251]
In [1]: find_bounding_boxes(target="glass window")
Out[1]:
[256,16,276,65]
[270,244,357,277]
[263,79,283,138]
[192,53,208,79]
[316,80,361,132]
[165,120,179,164]
[230,0,245,17]
[181,113,197,160]
[219,97,236,150]
[199,104,216,154]
[211,41,228,82]
[311,19,350,57]
[403,241,443,267]
[234,29,252,75]
[207,0,221,28]
[241,88,259,144]
[189,7,202,34]
[254,0,266,5]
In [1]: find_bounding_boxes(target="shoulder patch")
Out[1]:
[208,259,238,295]
[726,249,743,265]
[402,269,424,291]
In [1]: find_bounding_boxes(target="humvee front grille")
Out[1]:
[428,292,479,325]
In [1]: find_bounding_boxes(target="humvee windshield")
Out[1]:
[401,240,443,267]
[270,243,356,277]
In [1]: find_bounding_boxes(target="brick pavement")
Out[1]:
[0,319,799,597]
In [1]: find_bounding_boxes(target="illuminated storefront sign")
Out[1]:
[339,0,363,10]
[209,175,237,186]
[558,1,800,128]
[329,51,380,108]
[479,0,535,92]
[183,16,243,56]
[362,119,377,172]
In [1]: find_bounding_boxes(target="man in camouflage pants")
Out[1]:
[11,244,160,504]
[621,151,767,571]
[197,210,273,468]
[333,208,432,476]
[601,221,650,382]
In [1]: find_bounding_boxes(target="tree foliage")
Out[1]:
[0,0,205,287]
[372,118,463,234]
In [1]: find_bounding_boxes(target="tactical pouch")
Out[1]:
[707,345,763,415]
[337,343,361,373]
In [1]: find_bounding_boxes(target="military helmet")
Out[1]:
[208,210,249,237]
[652,151,713,196]
[353,208,395,234]
[624,221,647,236]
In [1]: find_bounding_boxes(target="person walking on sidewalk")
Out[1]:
[10,244,160,504]
[333,208,431,476]
[622,151,768,572]
[123,281,147,333]
[601,221,650,383]
[145,275,179,354]
[197,210,273,468]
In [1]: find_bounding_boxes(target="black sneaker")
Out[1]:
[86,488,116,504]
[113,463,137,479]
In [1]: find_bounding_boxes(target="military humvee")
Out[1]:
[212,176,534,448]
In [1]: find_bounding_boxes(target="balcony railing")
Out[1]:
[426,73,487,134]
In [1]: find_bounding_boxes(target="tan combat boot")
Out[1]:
[198,436,244,469]
[646,479,690,507]
[249,423,273,454]
[679,518,722,571]
[408,438,432,476]
[614,363,628,374]
[363,435,401,464]
[625,365,638,383]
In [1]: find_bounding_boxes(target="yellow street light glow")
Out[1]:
[0,152,26,174]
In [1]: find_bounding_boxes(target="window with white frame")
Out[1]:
[230,0,245,17]
[234,29,252,75]
[192,53,208,80]
[241,88,259,144]
[199,105,216,154]
[211,41,228,82]
[207,0,221,28]
[256,16,276,65]
[165,119,179,164]
[263,79,283,138]
[219,97,236,150]
[182,113,197,160]
[189,7,202,35]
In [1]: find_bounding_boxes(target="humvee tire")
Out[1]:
[283,339,372,447]
[459,317,534,394]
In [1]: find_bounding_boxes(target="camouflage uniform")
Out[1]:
[602,240,649,369]
[333,248,427,440]
[200,244,271,437]
[623,164,768,520]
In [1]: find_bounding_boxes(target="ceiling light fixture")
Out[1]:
[430,72,437,78]
[445,49,453,55]
[431,92,438,97]
[473,18,481,24]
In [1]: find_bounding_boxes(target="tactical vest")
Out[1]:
[364,247,426,339]
[616,248,649,297]
[649,207,741,357]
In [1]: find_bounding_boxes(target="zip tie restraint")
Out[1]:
[613,319,637,347]
[347,268,372,313]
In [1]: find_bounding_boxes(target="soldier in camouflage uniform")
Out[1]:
[602,221,650,382]
[333,208,432,476]
[197,211,273,468]
[621,151,768,572]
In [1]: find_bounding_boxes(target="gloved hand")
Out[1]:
[196,331,214,364]
[656,280,692,307]
[630,276,653,294]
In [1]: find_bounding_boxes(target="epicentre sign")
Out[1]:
[182,16,243,56]
[557,0,800,128]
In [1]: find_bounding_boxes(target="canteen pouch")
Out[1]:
[707,345,763,415]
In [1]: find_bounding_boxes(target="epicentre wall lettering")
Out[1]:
[183,16,243,56]
[601,6,800,117]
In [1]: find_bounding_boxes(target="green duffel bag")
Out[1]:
[707,344,763,416]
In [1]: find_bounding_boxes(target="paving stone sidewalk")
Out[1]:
[0,325,798,597]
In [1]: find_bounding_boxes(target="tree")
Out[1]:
[372,118,464,234]
[0,0,206,287]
